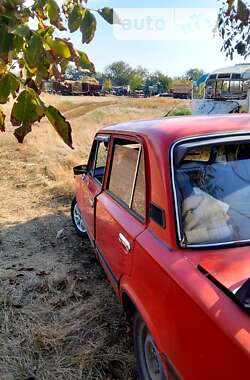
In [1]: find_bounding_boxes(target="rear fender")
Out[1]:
[119,277,161,349]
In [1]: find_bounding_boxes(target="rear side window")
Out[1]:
[108,139,145,219]
[132,153,145,216]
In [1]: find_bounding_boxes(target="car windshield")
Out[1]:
[174,139,250,246]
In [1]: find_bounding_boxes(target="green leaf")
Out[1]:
[60,59,69,74]
[45,105,73,148]
[13,35,24,55]
[0,73,20,104]
[32,0,46,20]
[46,0,65,30]
[10,89,45,143]
[38,26,54,39]
[36,61,50,80]
[80,10,96,44]
[32,0,47,14]
[24,34,43,68]
[237,0,250,22]
[68,5,84,33]
[47,38,72,59]
[33,0,47,8]
[12,25,31,40]
[0,108,6,132]
[0,26,14,62]
[98,7,114,24]
[77,50,94,71]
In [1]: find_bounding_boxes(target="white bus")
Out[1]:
[192,64,250,115]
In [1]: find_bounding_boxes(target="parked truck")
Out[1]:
[42,77,101,96]
[171,82,192,99]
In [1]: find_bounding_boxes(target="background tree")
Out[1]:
[0,0,114,147]
[145,71,172,92]
[104,61,133,86]
[103,78,112,92]
[65,64,89,80]
[129,74,144,91]
[218,0,250,59]
[185,68,205,81]
[133,66,149,81]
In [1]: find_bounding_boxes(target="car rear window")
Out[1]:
[174,139,250,246]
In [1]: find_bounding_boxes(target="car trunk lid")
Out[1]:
[188,248,250,313]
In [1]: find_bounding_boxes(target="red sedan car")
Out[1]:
[71,114,250,380]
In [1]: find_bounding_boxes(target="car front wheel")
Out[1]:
[133,313,167,380]
[71,197,87,238]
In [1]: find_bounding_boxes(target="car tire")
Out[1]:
[133,312,167,380]
[71,197,87,238]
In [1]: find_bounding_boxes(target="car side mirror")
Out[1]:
[73,164,88,176]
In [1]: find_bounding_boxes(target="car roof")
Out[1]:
[101,114,250,145]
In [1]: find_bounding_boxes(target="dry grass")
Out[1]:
[2,94,190,198]
[0,265,134,380]
[0,94,191,380]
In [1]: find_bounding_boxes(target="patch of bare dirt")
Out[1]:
[0,101,136,379]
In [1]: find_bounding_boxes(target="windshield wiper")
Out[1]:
[235,278,250,313]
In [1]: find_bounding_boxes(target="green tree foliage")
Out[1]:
[133,66,149,81]
[0,0,114,147]
[145,71,172,92]
[104,61,134,86]
[129,74,144,91]
[218,0,250,59]
[101,64,174,93]
[185,68,205,81]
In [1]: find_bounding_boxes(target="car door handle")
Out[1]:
[118,233,131,252]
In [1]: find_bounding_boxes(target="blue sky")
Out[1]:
[58,1,246,75]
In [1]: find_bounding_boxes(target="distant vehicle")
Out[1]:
[145,84,160,96]
[171,82,192,99]
[192,64,250,115]
[155,92,172,98]
[42,77,101,96]
[131,90,145,98]
[71,115,250,380]
[42,80,54,93]
[113,85,130,96]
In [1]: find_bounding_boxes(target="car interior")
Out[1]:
[175,142,250,244]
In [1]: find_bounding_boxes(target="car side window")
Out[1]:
[88,137,109,185]
[132,152,145,216]
[108,138,145,220]
[93,141,109,184]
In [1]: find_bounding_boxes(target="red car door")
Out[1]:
[76,135,110,241]
[95,136,146,286]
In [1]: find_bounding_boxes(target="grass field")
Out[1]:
[0,95,191,380]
